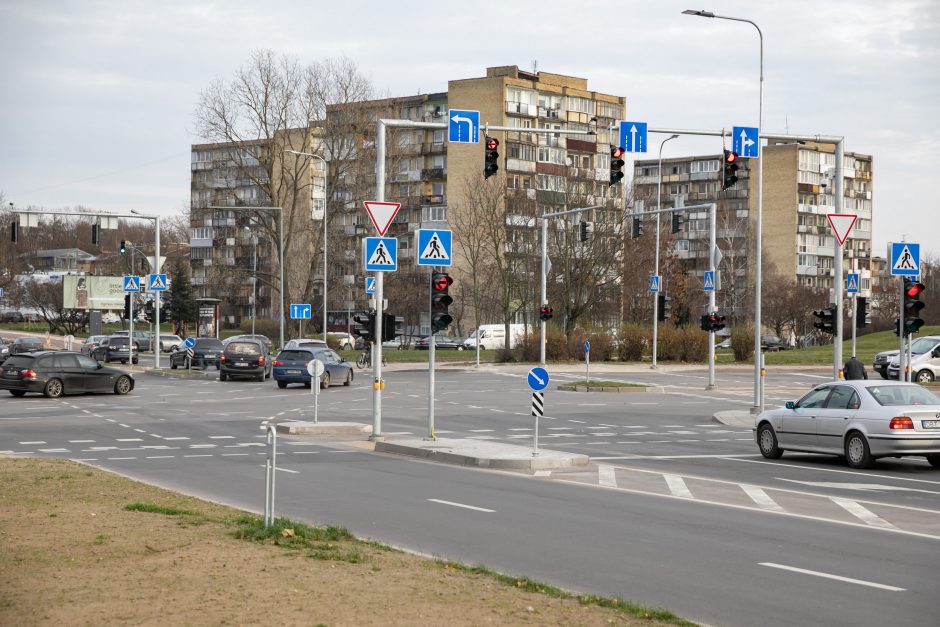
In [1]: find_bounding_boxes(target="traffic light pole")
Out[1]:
[707,202,717,390]
[427,269,436,440]
[899,278,907,382]
[833,146,844,381]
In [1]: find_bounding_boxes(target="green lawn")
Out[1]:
[336,349,497,364]
[763,326,940,366]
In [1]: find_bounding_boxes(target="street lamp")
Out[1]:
[244,227,258,336]
[285,149,329,343]
[130,209,162,369]
[652,133,679,369]
[683,8,765,411]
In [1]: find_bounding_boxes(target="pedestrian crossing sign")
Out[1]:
[416,229,452,266]
[846,273,859,294]
[147,273,168,291]
[364,237,398,272]
[649,275,661,293]
[123,275,141,292]
[890,242,920,276]
[703,270,715,292]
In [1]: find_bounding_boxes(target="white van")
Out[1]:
[463,324,525,350]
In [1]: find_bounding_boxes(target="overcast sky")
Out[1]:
[1,0,937,256]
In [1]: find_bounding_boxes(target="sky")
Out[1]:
[1,0,938,256]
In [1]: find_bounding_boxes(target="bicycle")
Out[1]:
[355,347,388,369]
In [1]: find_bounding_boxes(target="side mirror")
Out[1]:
[785,401,795,410]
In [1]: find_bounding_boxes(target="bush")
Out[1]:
[731,325,754,362]
[516,332,540,362]
[616,325,648,362]
[656,324,681,361]
[676,326,709,362]
[545,327,569,361]
[238,319,281,345]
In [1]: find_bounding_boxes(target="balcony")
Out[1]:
[421,167,446,180]
[506,101,536,116]
[423,142,447,154]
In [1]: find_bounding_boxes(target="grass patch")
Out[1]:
[124,502,198,517]
[230,515,363,563]
[437,561,697,626]
[763,326,940,367]
[565,379,646,387]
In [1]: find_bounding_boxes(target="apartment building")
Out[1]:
[632,141,874,319]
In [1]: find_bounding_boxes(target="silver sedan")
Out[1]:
[755,380,940,469]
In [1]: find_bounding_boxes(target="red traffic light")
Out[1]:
[724,149,738,163]
[611,146,626,159]
[905,281,925,298]
[433,273,453,292]
[485,137,499,151]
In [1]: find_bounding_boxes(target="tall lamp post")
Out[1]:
[652,133,679,369]
[285,149,329,343]
[683,8,764,410]
[244,227,258,336]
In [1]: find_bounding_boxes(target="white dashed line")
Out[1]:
[759,563,905,592]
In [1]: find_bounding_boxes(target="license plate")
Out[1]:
[287,369,301,374]
[236,362,248,366]
[923,420,940,429]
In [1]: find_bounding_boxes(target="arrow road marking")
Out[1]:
[759,563,905,592]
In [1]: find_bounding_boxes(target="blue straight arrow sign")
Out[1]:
[619,121,648,153]
[733,126,760,158]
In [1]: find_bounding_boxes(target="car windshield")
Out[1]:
[195,339,223,348]
[277,350,313,361]
[110,338,130,346]
[909,338,938,355]
[226,342,261,355]
[3,356,35,368]
[467,330,480,338]
[866,385,940,406]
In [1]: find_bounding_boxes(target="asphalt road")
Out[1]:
[2,364,938,626]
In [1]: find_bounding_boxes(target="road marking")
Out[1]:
[507,428,532,432]
[116,438,143,442]
[663,474,693,498]
[468,429,494,433]
[38,448,69,453]
[831,497,898,529]
[427,498,495,513]
[118,423,130,428]
[19,441,46,445]
[489,408,506,413]
[726,458,940,485]
[598,465,618,487]
[184,454,213,458]
[208,435,235,439]
[758,562,905,592]
[145,455,175,459]
[68,440,95,443]
[87,446,118,451]
[777,479,940,496]
[222,453,249,456]
[568,419,586,424]
[162,437,190,441]
[107,456,136,460]
[188,444,217,449]
[741,485,785,512]
[256,465,299,474]
[592,454,764,460]
[133,428,146,433]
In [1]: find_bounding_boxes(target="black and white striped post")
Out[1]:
[527,366,549,458]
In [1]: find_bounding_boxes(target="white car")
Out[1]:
[886,336,940,382]
[755,380,940,469]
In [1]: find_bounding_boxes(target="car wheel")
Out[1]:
[114,376,131,395]
[256,372,264,382]
[170,361,177,370]
[277,380,287,389]
[43,378,64,399]
[757,423,783,459]
[456,346,464,351]
[878,371,889,380]
[219,373,228,382]
[132,358,139,365]
[344,370,352,386]
[321,372,330,389]
[916,370,935,384]
[926,454,940,469]
[845,431,875,469]
[9,390,26,397]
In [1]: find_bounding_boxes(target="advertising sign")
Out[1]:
[62,275,125,310]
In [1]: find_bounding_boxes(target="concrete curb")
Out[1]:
[275,421,372,436]
[556,384,663,393]
[143,368,214,380]
[374,438,589,470]
[712,410,754,429]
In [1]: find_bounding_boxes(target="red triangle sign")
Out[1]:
[826,213,857,245]
[363,201,402,236]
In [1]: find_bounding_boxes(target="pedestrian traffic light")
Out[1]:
[484,136,500,179]
[671,213,681,234]
[382,313,397,342]
[123,294,131,320]
[632,217,642,239]
[539,305,553,321]
[609,146,625,186]
[657,294,671,322]
[119,240,127,255]
[722,150,739,190]
[91,223,99,245]
[856,296,869,329]
[699,312,726,332]
[431,271,453,333]
[903,279,925,336]
[145,300,155,322]
[813,306,836,335]
[579,221,594,243]
[352,312,375,341]
[10,222,17,243]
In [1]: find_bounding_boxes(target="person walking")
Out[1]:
[844,355,868,380]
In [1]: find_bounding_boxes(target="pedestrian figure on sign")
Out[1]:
[844,356,867,380]
[429,238,443,258]
[374,244,390,265]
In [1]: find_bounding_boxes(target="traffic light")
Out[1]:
[91,223,99,245]
[813,306,836,335]
[123,294,131,320]
[484,136,500,179]
[700,312,726,332]
[632,217,642,239]
[657,294,671,322]
[119,240,127,255]
[579,221,594,243]
[856,296,869,329]
[10,222,17,243]
[539,305,553,321]
[145,300,155,322]
[609,145,625,186]
[722,150,739,190]
[671,213,681,234]
[382,313,397,342]
[352,312,375,342]
[431,271,453,333]
[903,279,925,336]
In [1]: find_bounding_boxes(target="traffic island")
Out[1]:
[275,421,373,437]
[144,368,214,379]
[557,380,663,393]
[374,438,589,470]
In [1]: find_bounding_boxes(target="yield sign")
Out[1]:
[363,201,401,236]
[826,213,858,245]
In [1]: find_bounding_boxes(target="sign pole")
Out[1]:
[851,293,857,358]
[707,202,717,390]
[427,268,436,440]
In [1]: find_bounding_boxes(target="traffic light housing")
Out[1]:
[10,222,17,243]
[352,312,375,342]
[903,279,925,336]
[813,306,836,335]
[722,150,739,190]
[632,217,642,239]
[579,221,594,243]
[145,300,155,322]
[671,213,681,234]
[484,136,500,179]
[539,305,553,321]
[119,240,127,255]
[123,294,131,320]
[700,312,727,332]
[609,145,625,186]
[91,223,99,245]
[431,271,453,333]
[382,313,397,342]
[856,296,869,329]
[657,294,671,322]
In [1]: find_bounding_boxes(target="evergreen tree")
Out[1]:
[164,259,197,336]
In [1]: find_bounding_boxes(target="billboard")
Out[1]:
[62,276,126,310]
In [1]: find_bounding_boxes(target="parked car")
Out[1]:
[219,340,271,382]
[715,337,732,350]
[157,334,183,353]
[111,330,153,351]
[414,336,465,350]
[0,351,134,398]
[80,335,108,357]
[760,335,788,352]
[381,339,410,351]
[327,332,356,350]
[223,334,274,353]
[283,338,327,350]
[873,349,900,380]
[272,347,353,389]
[91,336,139,365]
[886,336,940,383]
[754,380,940,469]
[169,338,224,370]
[1,310,24,323]
[10,337,45,355]
[463,324,525,350]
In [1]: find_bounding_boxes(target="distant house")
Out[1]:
[22,248,97,274]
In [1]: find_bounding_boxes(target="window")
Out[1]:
[690,160,719,173]
[421,206,447,222]
[77,355,97,369]
[432,130,445,144]
[536,174,565,192]
[798,386,832,408]
[566,96,593,115]
[826,386,859,410]
[595,101,622,119]
[537,146,567,165]
[508,143,536,161]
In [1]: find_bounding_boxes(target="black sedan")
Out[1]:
[0,351,134,398]
[273,347,353,389]
[90,336,139,365]
[10,337,44,355]
[414,335,465,350]
[169,338,224,370]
